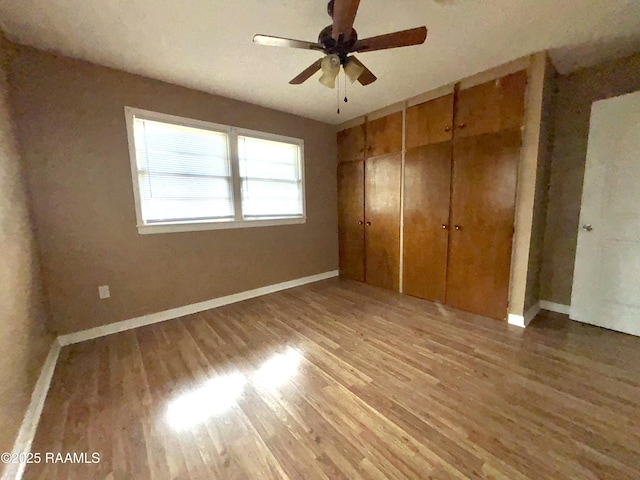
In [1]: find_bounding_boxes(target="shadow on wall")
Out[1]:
[539,50,640,305]
[0,33,54,460]
[550,34,640,74]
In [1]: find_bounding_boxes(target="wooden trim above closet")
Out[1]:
[407,84,455,109]
[364,102,404,122]
[458,55,530,91]
[336,116,366,132]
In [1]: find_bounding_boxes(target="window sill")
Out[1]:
[137,217,306,235]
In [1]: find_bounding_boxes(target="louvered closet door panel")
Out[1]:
[366,112,403,158]
[446,129,521,320]
[455,71,528,138]
[403,143,452,302]
[337,124,365,163]
[405,94,454,149]
[365,154,401,290]
[338,161,365,281]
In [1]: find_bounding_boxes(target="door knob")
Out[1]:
[454,225,462,230]
[457,123,466,129]
[441,224,448,230]
[366,221,371,226]
[582,224,593,232]
[444,126,451,133]
[358,221,363,225]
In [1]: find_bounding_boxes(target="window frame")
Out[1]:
[124,106,306,234]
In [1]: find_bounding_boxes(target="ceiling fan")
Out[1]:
[253,0,428,88]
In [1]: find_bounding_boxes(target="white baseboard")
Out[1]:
[540,300,571,315]
[507,302,541,328]
[2,340,61,480]
[3,270,339,480]
[507,313,526,328]
[58,270,339,346]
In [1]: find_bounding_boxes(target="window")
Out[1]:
[238,136,304,219]
[125,107,305,234]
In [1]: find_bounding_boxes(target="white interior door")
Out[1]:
[570,90,640,336]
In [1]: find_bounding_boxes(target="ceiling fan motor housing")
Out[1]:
[318,25,357,64]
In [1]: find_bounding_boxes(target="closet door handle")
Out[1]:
[457,123,466,129]
[366,221,372,226]
[441,224,449,230]
[444,126,451,133]
[454,225,462,231]
[358,221,363,225]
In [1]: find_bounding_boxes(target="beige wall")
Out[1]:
[0,35,53,458]
[9,46,338,335]
[508,53,547,317]
[523,57,557,311]
[540,53,640,305]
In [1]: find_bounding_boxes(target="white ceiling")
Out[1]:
[1,0,640,124]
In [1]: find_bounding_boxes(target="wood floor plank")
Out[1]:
[22,278,640,479]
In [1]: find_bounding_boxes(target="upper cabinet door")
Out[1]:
[454,70,528,138]
[337,124,366,163]
[405,94,454,149]
[366,112,403,158]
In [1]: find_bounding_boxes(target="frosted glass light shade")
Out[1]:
[344,57,365,83]
[319,54,341,89]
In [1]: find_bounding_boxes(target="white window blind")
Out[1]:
[126,107,306,234]
[132,117,233,224]
[238,135,303,219]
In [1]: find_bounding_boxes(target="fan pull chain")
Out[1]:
[344,71,348,104]
[336,72,341,114]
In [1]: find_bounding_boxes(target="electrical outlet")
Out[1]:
[98,285,110,299]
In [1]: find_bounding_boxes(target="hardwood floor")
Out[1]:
[24,279,640,479]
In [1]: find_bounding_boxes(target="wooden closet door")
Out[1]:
[337,124,365,163]
[455,71,528,138]
[403,143,452,302]
[405,94,454,149]
[338,161,365,281]
[366,112,403,158]
[446,129,521,319]
[365,154,401,290]
[403,93,455,301]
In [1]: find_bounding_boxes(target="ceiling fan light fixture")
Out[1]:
[319,54,341,88]
[344,57,365,83]
[254,0,428,89]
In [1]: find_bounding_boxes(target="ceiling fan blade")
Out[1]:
[332,0,361,40]
[289,59,323,85]
[253,34,323,51]
[352,26,427,53]
[350,57,377,86]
